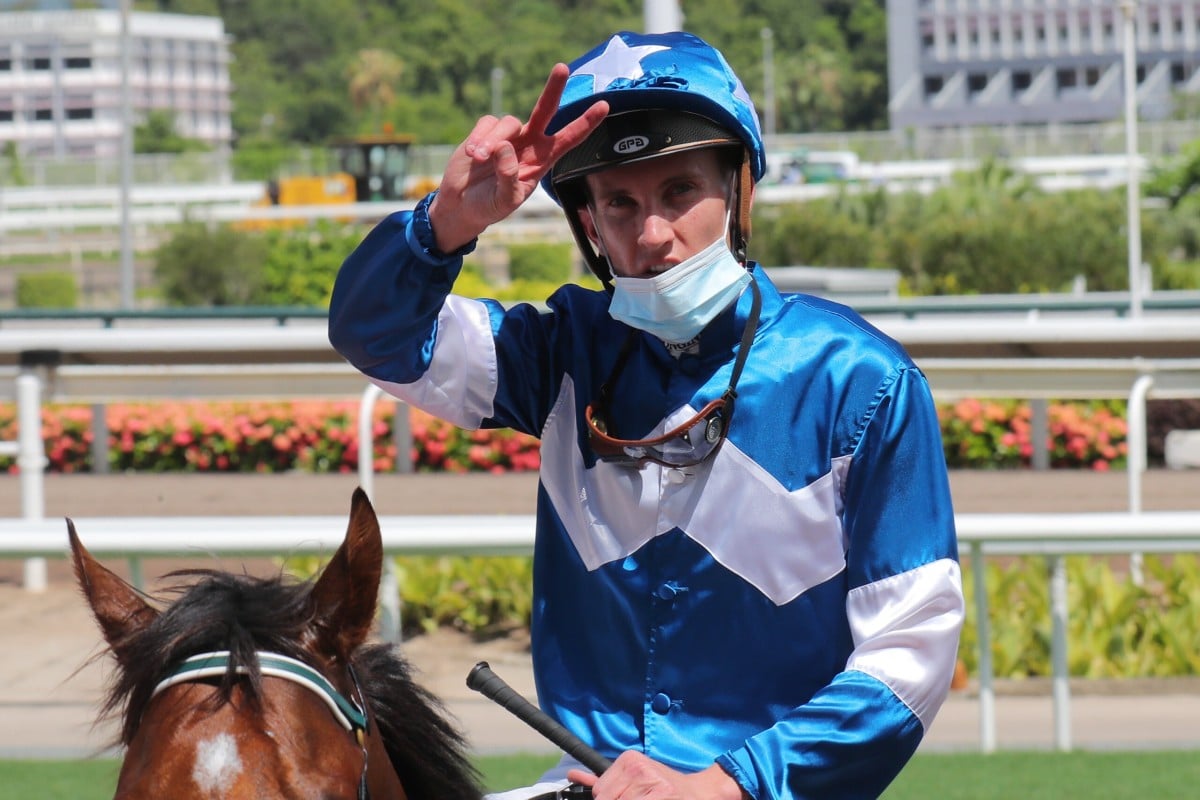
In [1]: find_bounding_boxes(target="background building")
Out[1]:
[888,0,1200,129]
[0,7,232,158]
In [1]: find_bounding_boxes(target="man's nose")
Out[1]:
[637,213,673,252]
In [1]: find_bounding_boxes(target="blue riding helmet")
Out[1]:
[542,30,766,205]
[542,31,766,284]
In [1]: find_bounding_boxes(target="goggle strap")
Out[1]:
[594,329,640,422]
[723,277,762,413]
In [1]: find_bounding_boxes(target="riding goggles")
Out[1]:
[586,279,761,469]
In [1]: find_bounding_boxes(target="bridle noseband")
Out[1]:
[153,651,375,799]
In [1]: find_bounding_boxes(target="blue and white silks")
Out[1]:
[328,200,965,800]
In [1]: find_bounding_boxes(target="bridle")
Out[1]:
[153,651,375,800]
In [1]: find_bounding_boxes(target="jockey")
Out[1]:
[329,30,964,800]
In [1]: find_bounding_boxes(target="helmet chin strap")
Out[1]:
[566,206,614,291]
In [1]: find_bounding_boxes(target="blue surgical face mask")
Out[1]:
[607,234,751,344]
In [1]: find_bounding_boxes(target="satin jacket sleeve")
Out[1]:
[715,363,963,800]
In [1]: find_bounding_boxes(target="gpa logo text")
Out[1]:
[614,135,650,155]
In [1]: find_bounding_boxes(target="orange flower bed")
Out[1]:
[0,398,1124,473]
[0,400,541,474]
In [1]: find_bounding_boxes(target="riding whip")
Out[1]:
[466,661,612,776]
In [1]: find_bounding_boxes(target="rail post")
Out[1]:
[1049,554,1072,751]
[970,540,996,753]
[359,382,401,643]
[16,366,48,591]
[1127,372,1154,585]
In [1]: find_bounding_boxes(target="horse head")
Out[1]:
[70,487,481,800]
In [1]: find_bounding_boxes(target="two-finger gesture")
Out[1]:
[429,64,608,253]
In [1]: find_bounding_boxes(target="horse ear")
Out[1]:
[311,487,383,656]
[68,519,159,660]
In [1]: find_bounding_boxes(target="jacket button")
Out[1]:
[651,692,672,714]
[655,583,678,600]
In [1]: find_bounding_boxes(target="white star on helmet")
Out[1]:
[572,35,670,94]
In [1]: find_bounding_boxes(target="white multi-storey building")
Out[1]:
[0,8,232,158]
[888,0,1200,129]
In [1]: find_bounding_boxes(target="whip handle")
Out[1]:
[466,661,612,776]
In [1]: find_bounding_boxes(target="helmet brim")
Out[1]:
[551,108,742,198]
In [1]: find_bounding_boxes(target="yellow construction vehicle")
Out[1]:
[242,129,439,229]
[327,130,436,202]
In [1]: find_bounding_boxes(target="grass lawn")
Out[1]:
[883,750,1200,799]
[1,750,1197,799]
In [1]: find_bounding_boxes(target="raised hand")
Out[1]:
[429,63,608,253]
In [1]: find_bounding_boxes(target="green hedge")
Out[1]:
[153,221,270,305]
[283,550,1200,679]
[144,161,1200,309]
[750,182,1162,294]
[16,271,77,309]
[959,555,1200,679]
[507,242,574,284]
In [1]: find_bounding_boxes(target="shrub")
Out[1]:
[392,555,534,637]
[454,260,601,304]
[0,398,1132,475]
[285,540,1200,672]
[507,242,574,284]
[959,555,1200,679]
[230,139,315,183]
[938,398,1127,470]
[748,167,1182,295]
[283,552,535,639]
[0,401,542,475]
[258,222,365,306]
[2,140,27,185]
[752,197,879,268]
[154,220,270,305]
[16,271,78,309]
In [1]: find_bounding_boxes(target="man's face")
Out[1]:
[580,149,731,279]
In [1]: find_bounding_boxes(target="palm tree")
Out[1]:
[345,49,403,131]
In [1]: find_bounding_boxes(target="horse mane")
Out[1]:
[100,568,481,800]
[355,643,482,800]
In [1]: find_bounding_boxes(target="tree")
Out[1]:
[154,221,269,306]
[842,0,889,130]
[216,0,368,143]
[134,110,208,154]
[346,49,404,132]
[173,0,893,146]
[1146,138,1200,211]
[1,141,27,186]
[780,43,852,133]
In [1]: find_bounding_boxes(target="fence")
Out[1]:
[1,463,1199,755]
[0,148,1171,262]
[768,118,1200,162]
[3,318,1200,753]
[4,120,1196,187]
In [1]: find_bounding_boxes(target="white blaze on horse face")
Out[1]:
[192,733,243,794]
